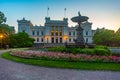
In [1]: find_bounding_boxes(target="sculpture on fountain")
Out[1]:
[71,11,89,47]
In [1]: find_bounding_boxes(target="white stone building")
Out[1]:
[17,17,94,45]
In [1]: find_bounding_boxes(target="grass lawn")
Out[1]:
[2,52,120,71]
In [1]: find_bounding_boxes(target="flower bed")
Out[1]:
[11,50,120,63]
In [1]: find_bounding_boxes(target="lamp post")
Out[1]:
[0,35,3,48]
[47,38,48,43]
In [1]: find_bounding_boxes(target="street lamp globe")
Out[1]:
[0,35,3,38]
[0,35,3,48]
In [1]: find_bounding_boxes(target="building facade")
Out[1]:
[17,17,94,44]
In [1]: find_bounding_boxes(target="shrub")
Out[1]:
[94,48,111,56]
[94,46,111,56]
[80,48,94,55]
[48,46,111,56]
[48,46,65,52]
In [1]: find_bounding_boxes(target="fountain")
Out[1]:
[65,11,95,48]
[71,12,89,47]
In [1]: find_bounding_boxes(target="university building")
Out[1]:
[17,17,94,45]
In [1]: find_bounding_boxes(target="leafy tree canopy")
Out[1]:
[93,29,120,46]
[7,32,35,48]
[0,11,7,24]
[116,28,120,35]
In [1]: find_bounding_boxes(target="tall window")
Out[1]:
[37,31,39,35]
[41,31,43,35]
[51,31,54,36]
[86,38,88,43]
[73,31,75,36]
[60,31,62,36]
[37,38,39,42]
[69,38,71,42]
[86,31,88,36]
[51,37,54,43]
[41,38,43,42]
[56,37,58,43]
[69,32,71,36]
[56,31,58,36]
[60,38,62,43]
[32,31,35,35]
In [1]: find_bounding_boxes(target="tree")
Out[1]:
[0,11,11,47]
[0,11,11,36]
[7,32,35,48]
[0,11,7,24]
[93,29,116,46]
[116,28,120,35]
[114,28,120,46]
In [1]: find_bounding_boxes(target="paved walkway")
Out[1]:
[110,47,120,53]
[0,50,120,80]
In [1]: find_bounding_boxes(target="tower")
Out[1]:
[17,18,33,35]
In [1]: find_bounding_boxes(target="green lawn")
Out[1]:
[2,52,120,71]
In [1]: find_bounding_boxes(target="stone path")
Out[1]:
[0,50,120,80]
[110,47,120,53]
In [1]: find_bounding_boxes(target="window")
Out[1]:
[69,38,71,42]
[41,31,43,35]
[60,31,62,36]
[51,31,54,36]
[41,38,43,42]
[37,38,39,42]
[86,31,88,36]
[73,32,75,36]
[37,31,39,35]
[86,38,88,43]
[69,32,71,35]
[56,37,58,43]
[60,38,62,43]
[32,31,35,35]
[56,31,58,36]
[51,37,54,43]
[22,30,25,32]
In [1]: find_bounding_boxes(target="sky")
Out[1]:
[0,0,120,32]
